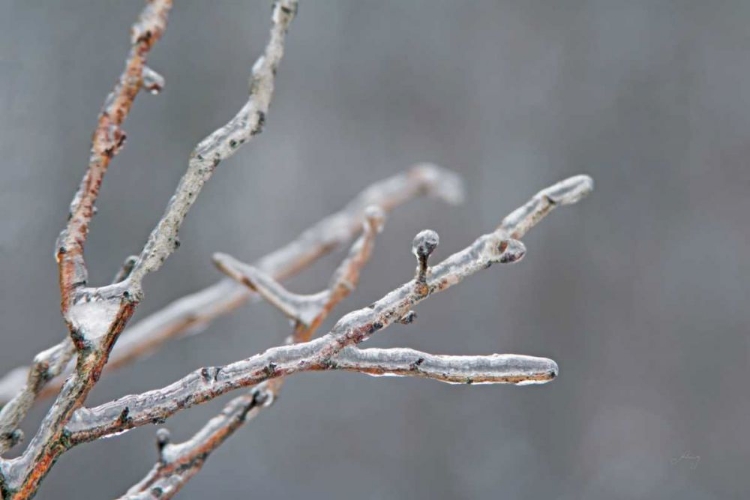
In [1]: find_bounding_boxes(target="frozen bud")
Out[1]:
[497,239,526,264]
[542,175,594,206]
[412,230,439,260]
[155,428,171,450]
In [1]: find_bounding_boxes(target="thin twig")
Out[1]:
[213,206,385,328]
[126,0,298,289]
[55,0,172,313]
[118,389,269,500]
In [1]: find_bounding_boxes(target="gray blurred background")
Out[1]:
[1,1,748,498]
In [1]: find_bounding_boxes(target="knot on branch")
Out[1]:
[142,67,164,95]
[155,427,171,463]
[494,238,526,264]
[363,205,386,233]
[398,310,417,325]
[97,122,127,159]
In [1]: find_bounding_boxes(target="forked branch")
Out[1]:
[121,206,387,500]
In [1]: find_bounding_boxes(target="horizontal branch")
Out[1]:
[117,346,555,498]
[65,174,594,445]
[333,347,557,385]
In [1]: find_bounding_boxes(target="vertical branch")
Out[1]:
[126,0,298,288]
[55,0,172,313]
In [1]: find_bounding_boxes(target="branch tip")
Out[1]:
[412,229,439,283]
[410,163,465,205]
[155,428,171,454]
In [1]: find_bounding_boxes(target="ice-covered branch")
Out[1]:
[116,345,555,500]
[118,389,270,500]
[0,344,75,454]
[64,175,591,453]
[64,205,536,443]
[213,206,385,327]
[0,163,463,409]
[55,0,172,311]
[126,0,297,288]
[498,174,593,239]
[333,347,557,385]
[0,2,174,496]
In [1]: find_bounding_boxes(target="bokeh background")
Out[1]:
[1,1,749,498]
